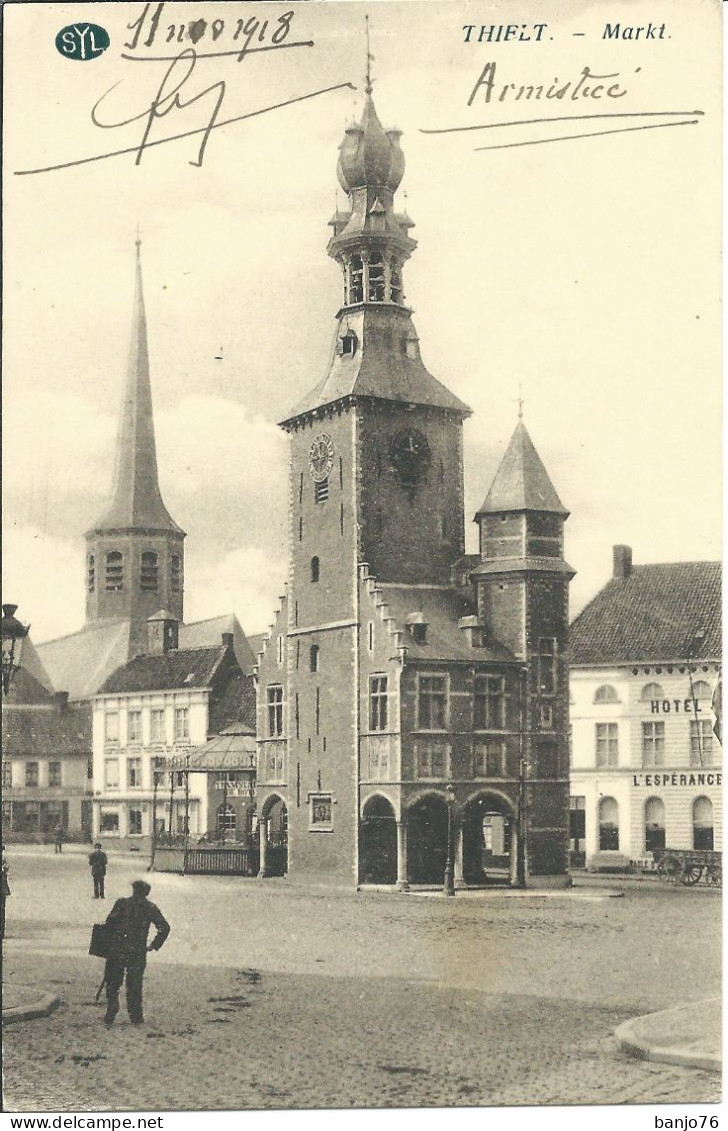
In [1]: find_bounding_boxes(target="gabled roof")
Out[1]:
[38,619,132,702]
[87,246,182,536]
[570,561,722,665]
[376,584,517,664]
[2,701,92,756]
[98,645,228,695]
[4,634,57,704]
[208,670,256,735]
[281,307,470,425]
[476,421,568,516]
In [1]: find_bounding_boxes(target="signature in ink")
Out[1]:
[15,47,355,176]
[92,48,224,167]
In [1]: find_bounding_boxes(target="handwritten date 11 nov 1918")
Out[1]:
[125,2,294,56]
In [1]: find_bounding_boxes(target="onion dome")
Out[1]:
[337,95,405,194]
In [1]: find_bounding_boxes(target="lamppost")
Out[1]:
[1,604,29,696]
[443,782,456,897]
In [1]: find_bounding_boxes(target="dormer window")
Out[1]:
[403,334,419,359]
[367,253,385,302]
[105,551,123,591]
[338,330,358,357]
[406,612,428,645]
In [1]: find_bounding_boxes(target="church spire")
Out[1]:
[476,420,568,517]
[89,241,182,535]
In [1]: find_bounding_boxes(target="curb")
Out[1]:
[2,993,61,1026]
[615,1002,721,1074]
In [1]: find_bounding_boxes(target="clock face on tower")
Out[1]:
[308,433,335,482]
[389,428,431,486]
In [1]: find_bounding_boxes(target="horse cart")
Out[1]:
[654,847,722,888]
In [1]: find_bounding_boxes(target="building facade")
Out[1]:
[91,619,247,849]
[256,87,573,887]
[570,547,722,868]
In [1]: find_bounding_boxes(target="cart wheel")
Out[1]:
[661,856,681,883]
[681,864,703,886]
[707,865,722,888]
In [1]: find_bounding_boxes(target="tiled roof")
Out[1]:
[2,702,92,756]
[376,584,517,664]
[476,421,568,516]
[98,646,227,695]
[209,671,256,735]
[179,614,255,675]
[570,561,722,665]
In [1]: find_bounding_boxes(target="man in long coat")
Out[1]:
[88,843,108,898]
[103,879,170,1027]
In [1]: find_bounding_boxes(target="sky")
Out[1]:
[3,0,722,647]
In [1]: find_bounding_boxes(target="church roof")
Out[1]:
[570,561,722,665]
[4,633,57,704]
[87,245,183,536]
[476,421,568,516]
[179,614,255,675]
[377,584,517,664]
[281,307,470,424]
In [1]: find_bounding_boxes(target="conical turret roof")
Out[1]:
[476,421,568,516]
[88,243,183,535]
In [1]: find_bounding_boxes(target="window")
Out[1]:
[474,675,505,730]
[127,710,142,743]
[87,757,93,780]
[49,761,62,787]
[104,758,119,789]
[309,645,319,673]
[140,551,158,591]
[691,680,712,701]
[390,260,403,304]
[349,255,363,303]
[25,762,39,787]
[414,740,449,778]
[174,708,189,741]
[690,719,713,766]
[569,796,586,846]
[367,253,385,301]
[2,762,11,788]
[693,796,714,850]
[127,758,142,788]
[309,793,333,831]
[100,808,120,834]
[315,480,329,503]
[539,703,554,729]
[644,797,665,853]
[369,676,388,731]
[217,804,237,835]
[339,330,357,356]
[642,721,665,767]
[595,723,619,768]
[537,638,557,694]
[598,797,619,851]
[267,746,285,781]
[105,712,119,743]
[311,556,320,583]
[128,808,143,835]
[153,759,166,788]
[474,739,506,777]
[151,709,165,743]
[170,555,181,592]
[417,675,448,730]
[594,684,619,703]
[267,686,284,737]
[105,551,123,591]
[87,555,95,593]
[641,682,664,702]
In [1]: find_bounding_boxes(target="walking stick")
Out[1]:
[95,972,107,1002]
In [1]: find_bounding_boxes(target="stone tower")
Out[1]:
[84,241,185,658]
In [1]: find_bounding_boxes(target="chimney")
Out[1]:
[55,691,69,712]
[613,545,632,580]
[458,615,486,648]
[222,632,234,649]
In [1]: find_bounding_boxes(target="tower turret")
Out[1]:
[84,240,185,654]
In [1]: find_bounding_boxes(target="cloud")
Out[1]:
[1,523,85,642]
[185,543,287,637]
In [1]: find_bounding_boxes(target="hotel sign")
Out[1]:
[649,699,701,713]
[632,772,721,787]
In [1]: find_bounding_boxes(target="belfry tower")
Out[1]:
[256,70,572,888]
[84,241,185,657]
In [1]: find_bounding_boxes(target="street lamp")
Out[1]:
[1,604,29,696]
[443,782,456,897]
